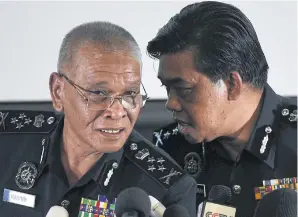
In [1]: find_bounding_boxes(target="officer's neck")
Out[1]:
[217,89,263,160]
[61,123,104,186]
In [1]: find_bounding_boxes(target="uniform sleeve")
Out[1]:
[162,175,197,217]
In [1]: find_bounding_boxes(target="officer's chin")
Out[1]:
[183,134,199,144]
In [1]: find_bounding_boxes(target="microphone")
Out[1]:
[253,188,297,217]
[45,206,69,217]
[208,185,232,204]
[197,185,236,217]
[115,187,151,217]
[163,204,190,217]
[148,195,166,217]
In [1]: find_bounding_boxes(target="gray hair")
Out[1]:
[57,21,142,72]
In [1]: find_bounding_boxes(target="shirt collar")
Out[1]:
[43,115,124,184]
[244,83,282,168]
[211,84,282,168]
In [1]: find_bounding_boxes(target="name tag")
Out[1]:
[2,188,36,208]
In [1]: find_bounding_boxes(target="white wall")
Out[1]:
[0,1,297,101]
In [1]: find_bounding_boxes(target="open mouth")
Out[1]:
[99,129,123,134]
[98,128,125,137]
[176,120,192,134]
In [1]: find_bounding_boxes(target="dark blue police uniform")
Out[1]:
[0,111,197,217]
[153,84,297,217]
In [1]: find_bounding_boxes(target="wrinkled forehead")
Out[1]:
[71,45,142,86]
[84,71,141,88]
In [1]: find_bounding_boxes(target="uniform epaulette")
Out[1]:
[280,104,297,128]
[152,122,181,147]
[124,131,185,190]
[249,103,297,164]
[0,110,59,134]
[152,123,205,179]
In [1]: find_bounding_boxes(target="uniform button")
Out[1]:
[61,200,70,208]
[130,143,138,150]
[47,117,55,124]
[112,162,118,169]
[281,108,289,116]
[265,126,272,134]
[232,185,241,194]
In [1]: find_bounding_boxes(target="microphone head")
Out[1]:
[115,187,151,217]
[163,204,190,217]
[208,185,232,204]
[45,206,69,217]
[253,188,298,217]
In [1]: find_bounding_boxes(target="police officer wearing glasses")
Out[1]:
[0,21,197,217]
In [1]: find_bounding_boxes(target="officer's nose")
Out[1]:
[165,89,182,112]
[103,98,127,120]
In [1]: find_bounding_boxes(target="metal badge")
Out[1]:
[147,157,156,163]
[24,117,32,125]
[157,157,165,164]
[103,162,118,187]
[148,165,156,172]
[19,113,26,119]
[163,131,171,140]
[282,109,289,116]
[0,112,9,130]
[153,129,163,146]
[39,138,46,164]
[15,162,38,190]
[184,152,202,178]
[172,127,178,135]
[9,113,31,130]
[47,117,55,125]
[232,185,241,194]
[159,168,182,185]
[112,162,118,169]
[130,143,138,151]
[260,126,272,154]
[135,149,150,160]
[11,117,18,124]
[33,114,45,128]
[158,165,167,172]
[289,110,297,122]
[104,168,114,187]
[61,200,70,209]
[16,123,24,129]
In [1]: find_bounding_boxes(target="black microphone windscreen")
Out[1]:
[115,187,151,217]
[253,188,297,217]
[163,204,190,217]
[208,185,232,204]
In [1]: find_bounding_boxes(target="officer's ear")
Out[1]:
[49,72,64,112]
[224,71,242,101]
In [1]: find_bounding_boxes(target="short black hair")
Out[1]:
[58,21,141,72]
[147,1,269,89]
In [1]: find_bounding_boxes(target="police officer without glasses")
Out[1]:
[148,2,297,217]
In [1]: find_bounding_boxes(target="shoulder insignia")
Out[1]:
[280,105,297,128]
[251,125,275,160]
[152,122,179,147]
[124,140,185,190]
[0,110,59,134]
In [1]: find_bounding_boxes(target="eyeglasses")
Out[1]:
[58,73,149,110]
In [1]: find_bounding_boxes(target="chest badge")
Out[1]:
[15,162,38,190]
[184,152,202,178]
